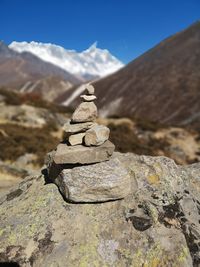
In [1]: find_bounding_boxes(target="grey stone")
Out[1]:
[53,140,115,164]
[71,102,97,123]
[68,133,85,146]
[54,158,132,202]
[85,84,95,95]
[63,121,96,134]
[0,152,198,266]
[80,95,97,102]
[84,125,110,146]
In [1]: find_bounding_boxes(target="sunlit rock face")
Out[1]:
[0,152,199,266]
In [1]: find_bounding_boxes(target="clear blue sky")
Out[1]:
[0,0,199,63]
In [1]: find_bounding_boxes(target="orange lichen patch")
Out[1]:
[147,174,160,184]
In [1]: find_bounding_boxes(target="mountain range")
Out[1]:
[0,41,123,101]
[0,41,83,101]
[9,41,124,80]
[58,21,200,129]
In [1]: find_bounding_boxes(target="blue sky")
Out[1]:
[0,0,199,63]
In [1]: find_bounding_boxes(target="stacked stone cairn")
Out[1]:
[52,84,115,165]
[47,85,131,203]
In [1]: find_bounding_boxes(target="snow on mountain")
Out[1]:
[9,41,124,79]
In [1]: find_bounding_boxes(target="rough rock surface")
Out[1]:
[85,124,110,146]
[68,132,85,146]
[71,102,97,123]
[52,158,132,202]
[0,152,200,266]
[63,121,96,134]
[53,140,115,164]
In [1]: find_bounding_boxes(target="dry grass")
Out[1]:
[0,87,73,114]
[0,122,60,166]
[108,122,170,156]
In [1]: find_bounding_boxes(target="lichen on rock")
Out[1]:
[0,152,199,266]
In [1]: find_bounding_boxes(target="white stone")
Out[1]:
[80,95,97,102]
[85,84,95,95]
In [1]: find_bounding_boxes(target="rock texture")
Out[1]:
[85,125,110,146]
[68,133,85,146]
[53,140,115,164]
[63,121,96,134]
[53,157,132,202]
[71,102,97,123]
[0,152,199,266]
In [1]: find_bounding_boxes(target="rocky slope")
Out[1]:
[58,21,200,129]
[0,152,199,266]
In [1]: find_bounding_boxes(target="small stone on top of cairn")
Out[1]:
[53,84,115,165]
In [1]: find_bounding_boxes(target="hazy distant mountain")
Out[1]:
[58,21,200,129]
[0,41,82,101]
[9,41,124,80]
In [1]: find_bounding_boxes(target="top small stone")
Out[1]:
[85,84,95,95]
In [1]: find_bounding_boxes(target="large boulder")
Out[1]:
[52,157,132,202]
[0,152,200,266]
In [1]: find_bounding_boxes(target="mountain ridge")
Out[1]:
[57,22,200,129]
[9,41,124,80]
[92,21,200,128]
[0,41,82,101]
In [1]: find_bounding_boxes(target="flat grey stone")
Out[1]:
[68,133,85,146]
[53,140,115,164]
[63,121,96,134]
[71,102,97,123]
[80,95,97,102]
[54,158,132,202]
[85,125,110,146]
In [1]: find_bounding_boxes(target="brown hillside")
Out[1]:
[93,22,200,129]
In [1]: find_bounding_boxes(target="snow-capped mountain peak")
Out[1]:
[9,41,124,80]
